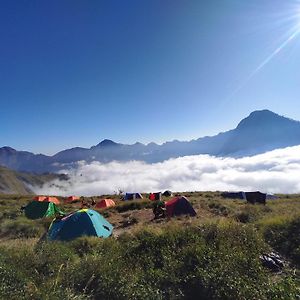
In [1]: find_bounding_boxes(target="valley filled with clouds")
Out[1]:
[33,145,300,196]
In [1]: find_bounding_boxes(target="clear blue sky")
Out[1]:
[2,0,300,155]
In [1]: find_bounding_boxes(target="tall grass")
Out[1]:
[0,221,299,299]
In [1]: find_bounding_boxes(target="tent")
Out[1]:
[47,209,113,241]
[95,199,116,209]
[124,193,143,200]
[162,190,172,197]
[24,201,64,220]
[66,196,80,203]
[245,192,267,205]
[165,196,197,217]
[33,196,47,201]
[221,192,245,199]
[149,192,162,201]
[44,197,60,205]
[266,194,278,200]
[34,196,60,205]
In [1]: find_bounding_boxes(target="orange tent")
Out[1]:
[95,199,116,209]
[34,196,60,205]
[66,196,80,203]
[44,196,60,205]
[33,196,47,201]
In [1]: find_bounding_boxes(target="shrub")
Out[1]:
[0,218,44,238]
[263,216,300,266]
[0,257,26,298]
[234,205,263,223]
[208,202,230,216]
[115,200,152,213]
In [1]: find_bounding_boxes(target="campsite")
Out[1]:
[0,191,299,299]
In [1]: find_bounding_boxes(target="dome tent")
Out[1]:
[124,193,143,200]
[165,196,196,217]
[95,199,116,209]
[34,195,60,205]
[24,201,63,220]
[149,192,162,201]
[47,209,113,241]
[66,196,80,203]
[162,190,172,197]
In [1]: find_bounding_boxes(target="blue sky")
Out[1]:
[1,0,300,155]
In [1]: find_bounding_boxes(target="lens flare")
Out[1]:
[223,2,300,104]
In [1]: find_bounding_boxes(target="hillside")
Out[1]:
[0,192,299,299]
[0,165,68,194]
[1,110,300,173]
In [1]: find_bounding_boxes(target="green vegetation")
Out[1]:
[0,192,299,299]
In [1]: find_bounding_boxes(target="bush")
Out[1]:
[115,200,153,213]
[0,257,26,298]
[263,216,300,266]
[0,218,44,238]
[208,202,230,216]
[234,205,267,223]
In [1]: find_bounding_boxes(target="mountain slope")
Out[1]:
[218,110,300,155]
[1,110,300,172]
[0,165,68,194]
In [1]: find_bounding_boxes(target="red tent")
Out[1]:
[149,193,155,201]
[149,192,161,201]
[165,196,196,217]
[66,196,80,203]
[95,199,116,209]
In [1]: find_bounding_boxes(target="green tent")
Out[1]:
[24,201,64,220]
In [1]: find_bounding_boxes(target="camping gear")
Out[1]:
[47,209,113,241]
[165,196,196,217]
[221,192,245,199]
[260,252,284,272]
[95,199,116,209]
[245,192,266,204]
[149,192,162,201]
[24,201,64,220]
[124,193,143,200]
[66,196,80,203]
[162,190,172,197]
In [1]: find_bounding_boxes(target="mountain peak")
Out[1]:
[248,109,277,118]
[236,109,291,130]
[96,139,119,147]
[0,146,17,153]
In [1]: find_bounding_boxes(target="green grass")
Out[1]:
[0,192,300,299]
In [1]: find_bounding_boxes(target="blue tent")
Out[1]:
[124,193,143,200]
[47,209,113,241]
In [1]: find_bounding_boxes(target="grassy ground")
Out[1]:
[0,192,299,299]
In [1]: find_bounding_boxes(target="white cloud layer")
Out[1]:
[32,146,300,196]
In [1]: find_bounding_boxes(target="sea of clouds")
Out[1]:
[32,145,300,196]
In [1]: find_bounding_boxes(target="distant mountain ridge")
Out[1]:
[1,110,300,173]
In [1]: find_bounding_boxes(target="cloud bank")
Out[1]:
[32,146,300,196]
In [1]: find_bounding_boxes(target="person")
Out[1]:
[80,197,90,209]
[153,200,166,219]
